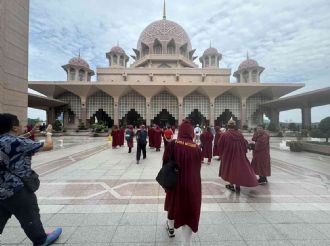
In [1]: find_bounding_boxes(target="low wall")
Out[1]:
[301,142,330,156]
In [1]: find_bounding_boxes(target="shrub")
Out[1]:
[276,131,283,137]
[53,120,62,132]
[78,122,86,130]
[267,123,278,132]
[288,141,303,152]
[319,117,330,142]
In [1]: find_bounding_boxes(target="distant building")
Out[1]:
[29,2,303,128]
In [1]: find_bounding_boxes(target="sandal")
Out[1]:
[225,184,235,192]
[166,221,175,238]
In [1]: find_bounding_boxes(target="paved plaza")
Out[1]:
[1,136,330,245]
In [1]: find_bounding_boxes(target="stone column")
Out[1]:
[46,107,56,124]
[209,97,215,126]
[80,97,87,125]
[74,68,79,81]
[113,97,119,126]
[302,106,312,129]
[178,97,184,123]
[146,97,151,126]
[239,73,243,83]
[240,97,247,128]
[270,108,280,129]
[85,70,88,82]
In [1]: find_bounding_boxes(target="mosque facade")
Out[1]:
[29,3,303,129]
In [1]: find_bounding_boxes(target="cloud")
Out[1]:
[29,0,330,122]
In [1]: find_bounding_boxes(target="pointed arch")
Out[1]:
[56,92,81,120]
[141,43,149,57]
[183,91,209,120]
[119,90,146,120]
[151,91,178,120]
[214,93,240,124]
[167,39,176,54]
[87,91,114,119]
[153,39,162,54]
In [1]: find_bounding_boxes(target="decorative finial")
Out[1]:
[246,51,249,60]
[117,40,119,46]
[163,0,166,20]
[78,49,80,58]
[209,40,212,48]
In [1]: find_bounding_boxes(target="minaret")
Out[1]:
[163,0,166,20]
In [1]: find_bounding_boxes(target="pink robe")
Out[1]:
[251,132,271,176]
[111,129,119,148]
[218,129,258,187]
[148,128,154,147]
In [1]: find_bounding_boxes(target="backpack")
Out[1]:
[125,129,132,141]
[137,130,147,144]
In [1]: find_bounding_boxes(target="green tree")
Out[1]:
[319,117,330,142]
[288,122,297,131]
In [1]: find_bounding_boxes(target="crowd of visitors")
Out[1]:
[0,113,271,246]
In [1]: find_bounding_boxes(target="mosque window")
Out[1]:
[120,56,124,66]
[252,70,258,82]
[113,55,118,64]
[70,68,75,80]
[243,71,249,83]
[167,39,176,54]
[211,56,216,66]
[180,45,187,57]
[205,57,209,67]
[153,39,162,54]
[79,69,85,81]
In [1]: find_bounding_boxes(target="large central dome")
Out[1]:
[137,19,192,50]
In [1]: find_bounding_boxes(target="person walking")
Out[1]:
[193,124,201,143]
[218,119,258,192]
[0,113,62,246]
[111,125,120,149]
[125,125,135,153]
[213,126,221,160]
[136,125,148,164]
[162,119,202,246]
[200,126,213,164]
[251,125,271,184]
[163,126,174,148]
[148,126,155,149]
[154,125,162,151]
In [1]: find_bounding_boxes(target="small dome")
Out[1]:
[110,46,126,55]
[203,47,219,56]
[69,57,90,68]
[238,59,259,70]
[137,19,191,51]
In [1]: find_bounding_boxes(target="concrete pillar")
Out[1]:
[239,73,243,83]
[46,107,56,124]
[114,97,119,126]
[85,70,88,82]
[240,97,247,128]
[270,108,280,129]
[74,68,79,81]
[178,97,184,123]
[209,97,215,126]
[302,106,312,129]
[80,97,87,125]
[146,97,151,126]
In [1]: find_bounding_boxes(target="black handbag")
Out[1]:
[156,143,179,190]
[1,166,40,192]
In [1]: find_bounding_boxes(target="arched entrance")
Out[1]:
[120,109,144,127]
[152,109,176,128]
[187,109,208,126]
[216,109,239,127]
[90,109,113,128]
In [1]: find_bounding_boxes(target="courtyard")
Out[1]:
[1,136,330,245]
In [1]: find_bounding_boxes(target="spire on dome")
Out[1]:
[163,0,166,20]
[246,51,249,60]
[78,49,80,58]
[209,40,212,48]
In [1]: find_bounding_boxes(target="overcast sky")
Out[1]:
[28,0,330,122]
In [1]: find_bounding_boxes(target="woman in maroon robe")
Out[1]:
[153,125,162,151]
[251,125,271,184]
[163,119,202,243]
[200,126,213,164]
[218,120,258,192]
[119,126,125,147]
[111,125,119,148]
[148,126,155,148]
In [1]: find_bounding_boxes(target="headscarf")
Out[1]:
[178,119,194,141]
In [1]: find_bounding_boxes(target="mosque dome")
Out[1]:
[68,57,90,68]
[203,47,220,56]
[137,19,192,50]
[238,58,259,70]
[110,46,126,55]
